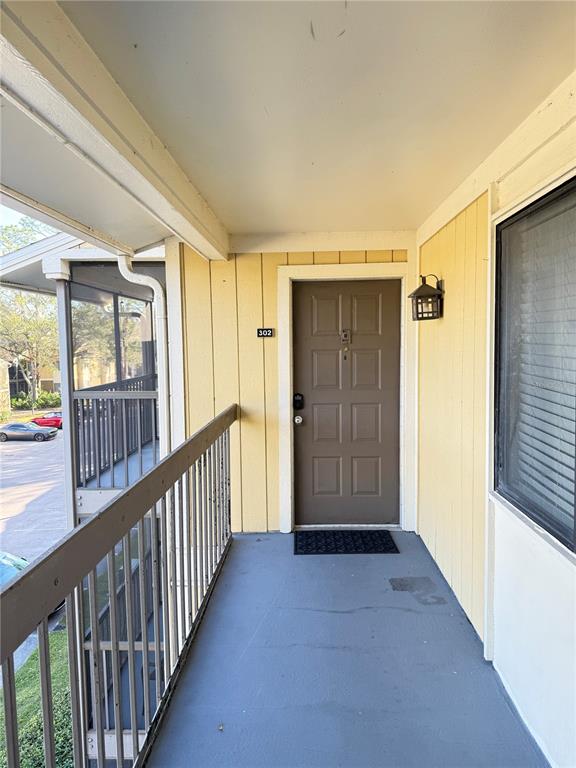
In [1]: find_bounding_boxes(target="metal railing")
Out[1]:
[74,375,158,489]
[0,404,239,767]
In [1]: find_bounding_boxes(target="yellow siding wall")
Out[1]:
[181,248,407,532]
[418,193,488,637]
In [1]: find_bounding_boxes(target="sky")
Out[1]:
[0,205,25,226]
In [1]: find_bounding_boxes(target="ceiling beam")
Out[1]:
[0,1,229,260]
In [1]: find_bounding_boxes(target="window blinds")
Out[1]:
[496,181,576,549]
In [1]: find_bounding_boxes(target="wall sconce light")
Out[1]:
[408,274,444,320]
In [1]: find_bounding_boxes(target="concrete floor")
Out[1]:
[0,431,66,561]
[146,533,547,768]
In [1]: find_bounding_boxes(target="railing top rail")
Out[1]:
[0,403,239,662]
[72,390,158,400]
[75,374,157,393]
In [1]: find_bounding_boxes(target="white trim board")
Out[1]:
[165,237,186,450]
[277,260,418,534]
[231,230,415,255]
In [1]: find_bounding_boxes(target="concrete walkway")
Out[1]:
[0,431,66,562]
[146,533,547,768]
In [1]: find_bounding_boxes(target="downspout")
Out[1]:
[117,254,171,458]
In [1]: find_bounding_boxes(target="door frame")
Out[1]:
[277,261,418,533]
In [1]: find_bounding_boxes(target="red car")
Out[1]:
[30,411,63,429]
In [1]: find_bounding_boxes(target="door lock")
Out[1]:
[340,329,351,344]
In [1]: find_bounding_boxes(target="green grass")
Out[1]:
[0,627,74,767]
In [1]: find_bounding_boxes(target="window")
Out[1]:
[495,177,576,551]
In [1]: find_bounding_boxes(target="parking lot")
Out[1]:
[0,431,67,562]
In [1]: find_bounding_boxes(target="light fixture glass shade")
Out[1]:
[408,276,444,320]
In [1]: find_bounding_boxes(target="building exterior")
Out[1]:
[0,3,574,767]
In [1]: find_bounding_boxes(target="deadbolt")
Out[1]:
[340,329,351,344]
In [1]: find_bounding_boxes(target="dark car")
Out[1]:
[30,411,63,429]
[0,422,58,442]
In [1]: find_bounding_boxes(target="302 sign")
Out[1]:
[257,328,274,338]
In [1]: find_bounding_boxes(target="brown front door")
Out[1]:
[293,280,400,526]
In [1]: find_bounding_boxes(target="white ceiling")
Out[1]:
[60,1,576,235]
[0,96,172,250]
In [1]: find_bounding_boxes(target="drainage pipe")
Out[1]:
[117,254,170,458]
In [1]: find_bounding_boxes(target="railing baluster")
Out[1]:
[107,399,115,488]
[2,655,20,768]
[76,402,83,487]
[150,501,163,707]
[215,441,220,564]
[87,570,105,767]
[123,534,139,761]
[138,400,144,476]
[66,591,85,768]
[160,495,172,686]
[211,444,217,578]
[38,618,56,767]
[213,439,218,563]
[137,518,151,730]
[169,486,179,658]
[185,468,193,632]
[152,398,158,464]
[191,463,199,620]
[217,436,223,558]
[106,550,125,766]
[223,433,229,546]
[197,458,205,607]
[202,452,209,595]
[86,401,92,482]
[122,399,129,487]
[211,442,217,576]
[177,476,186,646]
[225,428,231,540]
[94,400,102,486]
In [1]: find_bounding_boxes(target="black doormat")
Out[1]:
[294,529,399,555]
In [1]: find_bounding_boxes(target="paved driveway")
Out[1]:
[0,432,67,562]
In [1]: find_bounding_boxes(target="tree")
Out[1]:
[0,288,59,402]
[0,215,57,256]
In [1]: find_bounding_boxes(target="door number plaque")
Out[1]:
[257,328,275,337]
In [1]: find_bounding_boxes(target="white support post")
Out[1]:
[55,277,78,529]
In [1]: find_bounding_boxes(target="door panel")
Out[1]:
[293,280,400,525]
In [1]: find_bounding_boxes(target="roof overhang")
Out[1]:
[0,234,165,295]
[0,1,229,259]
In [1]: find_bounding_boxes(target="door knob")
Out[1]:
[294,415,303,425]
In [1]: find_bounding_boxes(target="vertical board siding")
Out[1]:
[210,257,243,531]
[313,251,339,264]
[418,193,488,638]
[236,254,268,532]
[262,253,288,531]
[182,248,403,532]
[288,252,314,265]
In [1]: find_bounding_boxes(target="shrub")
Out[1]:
[10,390,61,410]
[10,391,32,410]
[35,390,61,409]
